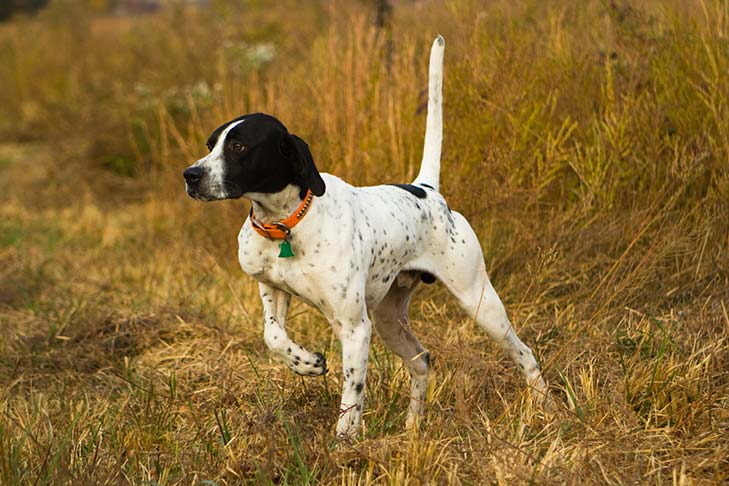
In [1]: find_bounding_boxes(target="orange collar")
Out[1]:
[249,189,314,240]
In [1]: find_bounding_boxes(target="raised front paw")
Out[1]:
[288,351,328,376]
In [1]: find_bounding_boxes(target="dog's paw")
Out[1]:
[540,391,558,414]
[288,351,327,376]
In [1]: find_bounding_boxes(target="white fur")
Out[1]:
[414,35,444,191]
[235,36,548,438]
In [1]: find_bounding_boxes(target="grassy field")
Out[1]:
[1,0,728,483]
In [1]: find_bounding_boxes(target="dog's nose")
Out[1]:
[183,166,204,184]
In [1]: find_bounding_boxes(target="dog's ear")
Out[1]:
[283,134,326,197]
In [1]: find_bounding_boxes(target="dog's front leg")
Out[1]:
[335,308,372,439]
[259,283,327,376]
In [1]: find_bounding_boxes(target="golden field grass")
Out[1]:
[1,0,728,483]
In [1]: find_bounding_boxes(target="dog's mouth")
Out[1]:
[186,187,210,201]
[185,182,242,202]
[220,180,244,199]
[185,184,222,201]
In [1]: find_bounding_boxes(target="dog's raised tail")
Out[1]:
[414,35,444,192]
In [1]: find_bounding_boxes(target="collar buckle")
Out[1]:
[271,222,291,237]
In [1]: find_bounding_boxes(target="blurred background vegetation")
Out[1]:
[0,0,727,483]
[0,0,49,22]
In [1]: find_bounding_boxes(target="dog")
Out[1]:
[183,36,548,438]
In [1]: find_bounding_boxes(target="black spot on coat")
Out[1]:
[388,184,427,198]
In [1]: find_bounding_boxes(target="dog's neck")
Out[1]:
[247,185,306,222]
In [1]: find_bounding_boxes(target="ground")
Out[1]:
[1,0,728,484]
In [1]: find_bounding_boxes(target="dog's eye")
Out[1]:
[206,142,213,151]
[229,141,245,152]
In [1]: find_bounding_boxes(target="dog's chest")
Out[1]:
[239,232,292,282]
[237,225,332,304]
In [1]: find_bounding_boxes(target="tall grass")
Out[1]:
[1,0,728,483]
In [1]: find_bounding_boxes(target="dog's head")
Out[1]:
[183,113,325,201]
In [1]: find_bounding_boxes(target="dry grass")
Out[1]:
[1,0,728,483]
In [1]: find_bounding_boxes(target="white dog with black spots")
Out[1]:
[183,36,548,438]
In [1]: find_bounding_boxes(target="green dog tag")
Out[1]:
[278,240,294,258]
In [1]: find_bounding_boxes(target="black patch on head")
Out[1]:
[202,113,325,199]
[287,134,326,197]
[388,184,427,199]
[420,272,436,284]
[419,183,434,190]
[205,115,248,151]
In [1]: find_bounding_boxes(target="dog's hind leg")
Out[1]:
[259,283,327,376]
[372,272,430,429]
[420,212,548,399]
